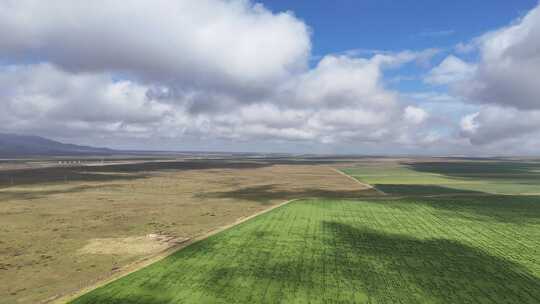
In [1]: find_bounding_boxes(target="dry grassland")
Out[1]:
[0,161,374,303]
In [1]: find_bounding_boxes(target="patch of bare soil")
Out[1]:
[78,234,189,256]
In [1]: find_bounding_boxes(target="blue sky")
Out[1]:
[259,1,537,101]
[1,1,540,155]
[262,1,537,55]
[262,0,539,96]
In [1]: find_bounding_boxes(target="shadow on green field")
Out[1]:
[197,184,377,204]
[374,184,485,196]
[70,295,170,304]
[414,195,540,224]
[406,161,540,181]
[189,222,540,303]
[369,184,540,223]
[319,222,540,303]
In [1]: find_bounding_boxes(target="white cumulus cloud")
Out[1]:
[455,4,540,110]
[404,106,429,124]
[0,0,311,96]
[2,0,538,154]
[425,55,476,85]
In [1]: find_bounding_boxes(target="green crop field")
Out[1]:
[71,195,540,304]
[65,159,540,304]
[341,160,540,195]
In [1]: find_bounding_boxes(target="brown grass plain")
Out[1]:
[0,160,375,303]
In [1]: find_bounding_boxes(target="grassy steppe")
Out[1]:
[0,161,370,303]
[71,196,540,304]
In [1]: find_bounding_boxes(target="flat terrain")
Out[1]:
[0,160,373,303]
[4,157,540,303]
[340,159,540,195]
[71,197,540,304]
[69,158,540,304]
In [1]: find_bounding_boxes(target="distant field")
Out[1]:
[340,160,540,195]
[70,198,540,304]
[0,160,372,304]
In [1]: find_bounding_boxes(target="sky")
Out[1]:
[1,0,540,155]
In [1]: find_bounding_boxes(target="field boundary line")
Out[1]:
[48,198,299,304]
[329,167,387,195]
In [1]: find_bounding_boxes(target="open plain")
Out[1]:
[3,1,540,303]
[0,159,374,303]
[1,157,540,304]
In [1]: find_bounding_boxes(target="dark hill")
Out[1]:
[0,133,115,156]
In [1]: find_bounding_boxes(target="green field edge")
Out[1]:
[59,198,302,304]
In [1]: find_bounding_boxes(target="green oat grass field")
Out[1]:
[70,194,540,304]
[340,160,540,195]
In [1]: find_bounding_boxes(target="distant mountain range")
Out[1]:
[0,133,115,157]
